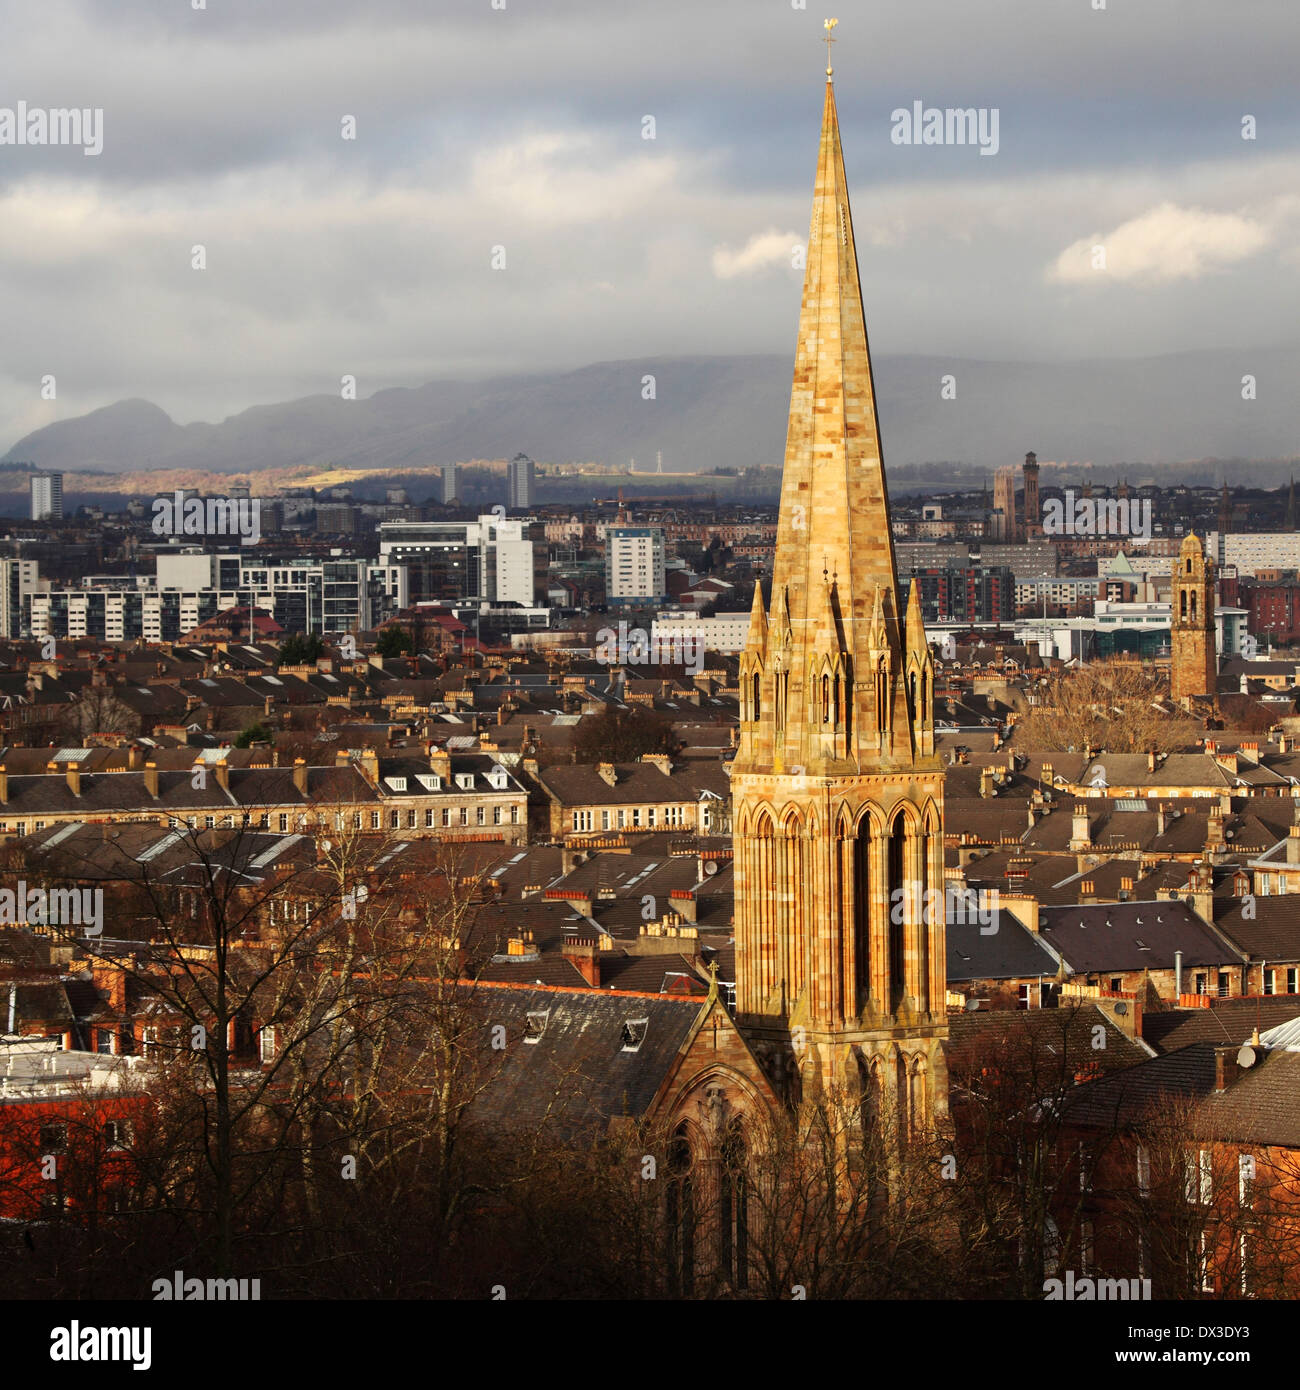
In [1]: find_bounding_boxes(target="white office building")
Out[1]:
[378,515,537,610]
[606,527,666,605]
[651,609,751,654]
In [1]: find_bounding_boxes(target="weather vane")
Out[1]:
[824,17,838,77]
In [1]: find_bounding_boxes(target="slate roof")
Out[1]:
[947,1002,1153,1082]
[1142,998,1300,1054]
[1037,900,1245,974]
[464,985,703,1138]
[1212,894,1300,962]
[1061,1041,1300,1148]
[946,913,1061,982]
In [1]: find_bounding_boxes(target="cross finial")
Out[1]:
[824,17,838,78]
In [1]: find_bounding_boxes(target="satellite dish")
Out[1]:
[321,840,332,853]
[964,998,981,1013]
[1114,1001,1128,1016]
[1237,1045,1257,1068]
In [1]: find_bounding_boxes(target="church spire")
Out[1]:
[757,61,912,775]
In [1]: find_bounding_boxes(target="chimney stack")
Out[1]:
[1287,825,1300,866]
[144,762,160,798]
[980,767,995,799]
[562,939,601,988]
[1070,807,1091,852]
[65,763,81,798]
[0,764,8,805]
[293,758,308,795]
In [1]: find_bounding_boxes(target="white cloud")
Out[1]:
[1048,202,1271,284]
[711,229,802,279]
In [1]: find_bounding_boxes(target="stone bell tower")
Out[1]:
[1170,532,1216,703]
[731,57,948,1135]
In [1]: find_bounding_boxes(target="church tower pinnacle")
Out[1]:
[733,38,948,1132]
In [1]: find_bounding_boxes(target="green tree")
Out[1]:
[234,722,272,748]
[376,626,413,657]
[278,632,325,666]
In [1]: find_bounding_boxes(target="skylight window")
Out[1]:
[524,1010,549,1044]
[621,1018,649,1052]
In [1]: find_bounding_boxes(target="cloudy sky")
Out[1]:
[1,0,1297,450]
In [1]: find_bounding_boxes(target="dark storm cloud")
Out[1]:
[0,0,1295,445]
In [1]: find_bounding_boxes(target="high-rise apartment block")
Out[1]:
[605,527,666,605]
[507,454,534,509]
[30,473,63,521]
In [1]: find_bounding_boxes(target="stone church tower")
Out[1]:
[731,69,948,1134]
[1170,532,1217,702]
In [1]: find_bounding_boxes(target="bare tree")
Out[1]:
[1017,660,1199,754]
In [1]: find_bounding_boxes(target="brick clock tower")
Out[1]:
[1171,533,1217,702]
[731,63,948,1135]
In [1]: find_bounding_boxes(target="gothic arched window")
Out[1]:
[751,672,760,721]
[719,1122,749,1291]
[888,812,907,1009]
[666,1127,695,1296]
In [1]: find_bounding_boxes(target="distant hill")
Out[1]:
[4,348,1298,477]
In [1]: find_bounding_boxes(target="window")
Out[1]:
[476,806,485,826]
[389,810,400,829]
[1194,971,1208,995]
[1238,1152,1255,1207]
[278,814,288,832]
[407,809,417,829]
[260,1027,277,1063]
[370,812,381,830]
[621,1018,649,1052]
[493,806,501,825]
[648,807,657,827]
[206,816,216,830]
[1109,977,1122,993]
[1198,1232,1215,1292]
[141,1027,158,1059]
[510,806,519,825]
[1217,971,1230,998]
[1264,969,1275,995]
[1185,1148,1212,1205]
[617,810,626,829]
[524,1010,548,1044]
[601,810,610,831]
[425,808,435,828]
[1136,1144,1150,1196]
[1289,967,1299,994]
[441,808,451,828]
[40,1122,67,1153]
[459,808,469,826]
[353,813,362,830]
[103,1120,131,1149]
[96,1030,115,1055]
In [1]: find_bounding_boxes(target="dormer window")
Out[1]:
[621,1018,649,1052]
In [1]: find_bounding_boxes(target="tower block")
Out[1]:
[732,73,948,1133]
[1170,533,1217,703]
